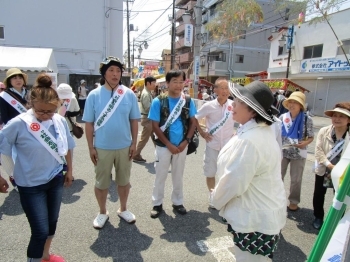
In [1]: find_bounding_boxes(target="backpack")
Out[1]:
[152,94,199,155]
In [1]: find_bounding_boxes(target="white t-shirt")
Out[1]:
[78,86,87,100]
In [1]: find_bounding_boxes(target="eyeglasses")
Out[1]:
[33,107,56,116]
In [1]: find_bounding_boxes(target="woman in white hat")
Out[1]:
[212,81,286,261]
[280,91,314,211]
[312,102,350,230]
[57,83,80,136]
[0,68,30,124]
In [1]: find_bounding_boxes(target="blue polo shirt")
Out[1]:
[83,85,140,150]
[148,96,197,146]
[0,115,75,187]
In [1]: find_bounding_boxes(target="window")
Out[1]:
[337,39,350,55]
[235,55,244,63]
[278,45,285,56]
[0,26,4,39]
[303,44,323,59]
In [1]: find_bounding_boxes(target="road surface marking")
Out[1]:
[197,236,236,261]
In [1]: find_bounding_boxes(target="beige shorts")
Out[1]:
[95,147,131,189]
[203,145,220,178]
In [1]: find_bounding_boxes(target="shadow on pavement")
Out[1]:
[108,180,119,203]
[287,208,319,235]
[158,210,214,256]
[62,178,87,204]
[90,222,153,262]
[134,162,155,175]
[0,189,23,217]
[274,233,307,262]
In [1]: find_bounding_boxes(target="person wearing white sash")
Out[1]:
[279,91,314,211]
[312,102,350,230]
[57,83,80,135]
[0,68,30,125]
[0,74,75,262]
[148,70,197,218]
[83,56,140,229]
[194,77,235,208]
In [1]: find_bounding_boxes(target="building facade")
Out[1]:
[268,8,350,116]
[0,0,123,86]
[198,0,289,83]
[174,0,197,72]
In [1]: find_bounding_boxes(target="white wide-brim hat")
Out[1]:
[324,107,350,118]
[57,83,75,99]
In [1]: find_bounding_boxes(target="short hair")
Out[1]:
[214,77,228,88]
[31,74,60,106]
[145,76,156,85]
[166,70,186,82]
[6,74,25,88]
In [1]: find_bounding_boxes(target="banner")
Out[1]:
[184,24,193,47]
[194,56,200,85]
[300,55,350,73]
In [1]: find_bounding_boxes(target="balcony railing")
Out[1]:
[175,0,191,7]
[176,52,194,63]
[175,38,185,49]
[176,24,185,36]
[175,1,196,21]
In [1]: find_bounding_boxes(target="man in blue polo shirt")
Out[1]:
[148,69,197,218]
[83,57,140,229]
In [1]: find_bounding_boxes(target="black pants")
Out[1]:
[313,174,334,219]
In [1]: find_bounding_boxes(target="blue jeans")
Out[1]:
[18,174,64,259]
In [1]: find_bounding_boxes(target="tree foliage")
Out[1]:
[205,0,264,42]
[273,0,345,25]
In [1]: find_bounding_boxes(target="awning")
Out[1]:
[260,79,310,92]
[156,77,165,83]
[0,46,58,72]
[132,74,165,88]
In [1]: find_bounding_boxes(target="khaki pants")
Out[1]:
[135,118,153,156]
[281,157,306,205]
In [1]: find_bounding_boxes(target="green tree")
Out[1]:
[205,0,264,42]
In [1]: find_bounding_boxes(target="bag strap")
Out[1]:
[67,116,74,124]
[303,114,308,140]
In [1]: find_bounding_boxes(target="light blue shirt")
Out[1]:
[83,85,140,150]
[148,96,197,146]
[0,115,75,187]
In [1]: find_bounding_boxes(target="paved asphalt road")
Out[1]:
[0,116,334,262]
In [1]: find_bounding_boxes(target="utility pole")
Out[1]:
[126,0,131,74]
[193,0,202,99]
[170,0,176,69]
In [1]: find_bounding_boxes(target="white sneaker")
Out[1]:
[209,192,215,209]
[93,211,109,229]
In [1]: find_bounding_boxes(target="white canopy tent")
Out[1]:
[0,46,58,72]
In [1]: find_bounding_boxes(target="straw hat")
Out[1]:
[229,81,278,123]
[324,107,350,118]
[282,91,306,111]
[3,68,28,87]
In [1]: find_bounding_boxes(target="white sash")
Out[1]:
[160,94,186,132]
[0,91,27,113]
[314,138,346,172]
[94,85,127,131]
[19,113,66,164]
[58,99,72,116]
[154,94,186,140]
[208,103,233,135]
[282,112,307,158]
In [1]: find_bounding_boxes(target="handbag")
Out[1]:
[67,117,84,139]
[187,129,199,155]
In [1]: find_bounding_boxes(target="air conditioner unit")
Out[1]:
[202,13,208,24]
[200,60,206,67]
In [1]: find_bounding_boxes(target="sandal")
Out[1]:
[41,254,66,262]
[117,209,136,224]
[93,211,109,229]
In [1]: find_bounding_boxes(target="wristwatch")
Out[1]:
[185,137,192,143]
